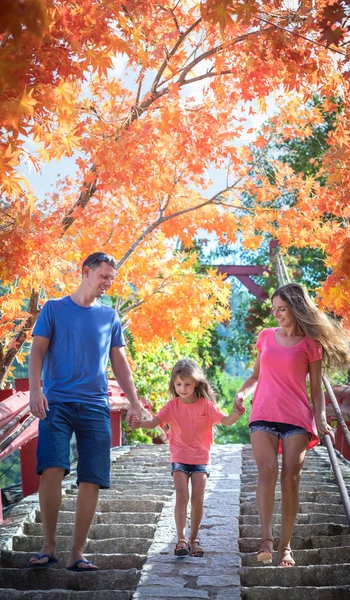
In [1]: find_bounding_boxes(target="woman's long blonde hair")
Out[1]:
[272,283,350,371]
[168,359,217,404]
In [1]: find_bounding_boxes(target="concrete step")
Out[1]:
[240,545,350,567]
[0,550,146,570]
[241,586,350,600]
[13,535,153,554]
[240,483,344,493]
[240,512,348,525]
[63,492,170,502]
[59,499,165,512]
[51,511,158,525]
[240,501,347,515]
[240,491,344,503]
[239,522,350,539]
[239,564,350,587]
[0,567,138,590]
[0,592,132,600]
[239,534,350,553]
[24,523,156,539]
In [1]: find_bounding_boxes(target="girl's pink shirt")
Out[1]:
[250,328,323,451]
[156,397,225,464]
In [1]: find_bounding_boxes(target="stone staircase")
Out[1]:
[239,445,350,599]
[0,445,173,599]
[1,443,350,599]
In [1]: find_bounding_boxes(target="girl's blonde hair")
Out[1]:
[168,359,217,404]
[272,283,350,371]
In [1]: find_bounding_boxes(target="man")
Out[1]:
[29,252,142,571]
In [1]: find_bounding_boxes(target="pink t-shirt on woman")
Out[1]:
[156,397,225,464]
[250,328,323,451]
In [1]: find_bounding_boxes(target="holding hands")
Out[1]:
[234,392,246,416]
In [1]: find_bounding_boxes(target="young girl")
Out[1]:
[133,358,243,557]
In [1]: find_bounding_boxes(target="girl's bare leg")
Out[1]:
[173,471,190,550]
[251,431,279,555]
[279,434,309,566]
[189,472,207,555]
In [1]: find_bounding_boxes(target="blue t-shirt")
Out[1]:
[32,296,125,405]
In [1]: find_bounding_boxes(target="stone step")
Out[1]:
[63,493,169,503]
[59,499,165,513]
[0,550,146,570]
[241,586,350,600]
[13,535,152,554]
[0,568,139,591]
[240,513,348,525]
[240,501,347,515]
[238,534,350,553]
[241,483,343,493]
[0,591,132,600]
[240,545,350,567]
[24,523,156,539]
[239,564,350,587]
[239,522,350,538]
[52,512,158,525]
[240,491,343,503]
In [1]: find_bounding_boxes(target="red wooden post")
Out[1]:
[20,437,40,497]
[110,411,122,447]
[0,388,15,402]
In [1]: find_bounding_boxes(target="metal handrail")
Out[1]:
[323,435,350,525]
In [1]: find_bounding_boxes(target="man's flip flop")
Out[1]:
[67,559,99,572]
[29,553,58,568]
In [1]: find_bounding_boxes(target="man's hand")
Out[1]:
[30,389,49,420]
[125,402,142,427]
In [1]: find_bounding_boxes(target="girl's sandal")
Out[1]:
[189,539,204,557]
[277,547,295,567]
[174,539,190,556]
[257,538,274,565]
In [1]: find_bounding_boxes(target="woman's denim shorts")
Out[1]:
[171,462,210,477]
[249,420,311,440]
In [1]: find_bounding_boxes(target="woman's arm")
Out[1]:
[233,352,260,413]
[309,359,335,442]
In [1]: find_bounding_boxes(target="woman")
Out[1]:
[234,283,350,567]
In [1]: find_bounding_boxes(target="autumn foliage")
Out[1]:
[0,1,350,386]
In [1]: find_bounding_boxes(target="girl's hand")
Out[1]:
[130,416,141,429]
[315,414,335,444]
[234,392,246,415]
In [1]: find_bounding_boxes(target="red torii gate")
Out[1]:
[216,265,268,301]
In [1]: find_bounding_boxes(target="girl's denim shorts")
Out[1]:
[249,420,311,440]
[171,462,210,477]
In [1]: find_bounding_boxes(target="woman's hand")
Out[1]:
[315,414,335,444]
[233,392,246,415]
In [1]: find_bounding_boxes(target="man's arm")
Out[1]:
[29,335,50,419]
[110,346,143,424]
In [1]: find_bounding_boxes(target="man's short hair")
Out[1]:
[82,252,118,273]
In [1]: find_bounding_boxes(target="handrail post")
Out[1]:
[20,437,40,498]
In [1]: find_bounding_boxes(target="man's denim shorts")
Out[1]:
[36,402,111,488]
[249,420,311,440]
[171,462,210,477]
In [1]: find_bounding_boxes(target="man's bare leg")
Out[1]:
[67,482,100,569]
[29,467,65,566]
